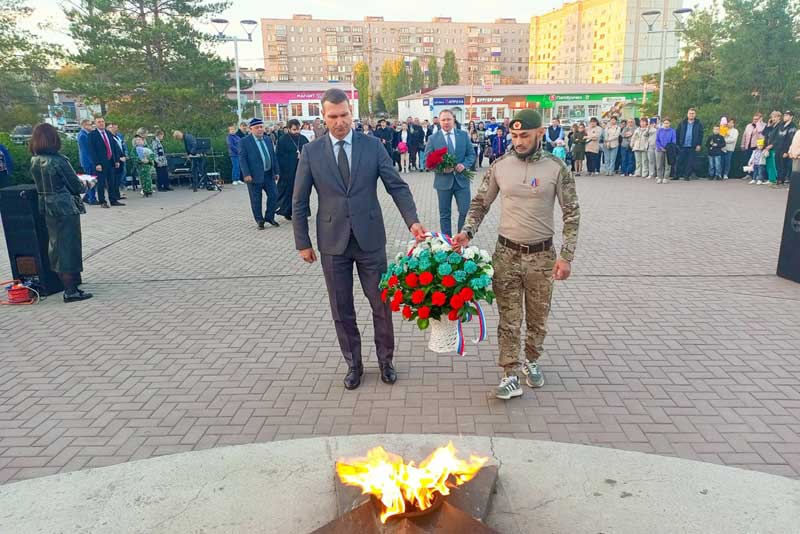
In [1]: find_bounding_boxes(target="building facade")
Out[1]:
[398,84,651,124]
[226,82,359,123]
[529,0,685,84]
[260,15,529,90]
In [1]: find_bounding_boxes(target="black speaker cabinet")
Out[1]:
[0,184,64,295]
[777,168,800,283]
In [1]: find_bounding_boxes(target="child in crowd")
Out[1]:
[552,139,567,162]
[133,135,155,197]
[706,126,726,180]
[747,138,768,185]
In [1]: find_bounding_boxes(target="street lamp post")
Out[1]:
[641,8,692,119]
[211,18,258,124]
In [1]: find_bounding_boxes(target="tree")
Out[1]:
[427,56,439,89]
[410,59,424,93]
[0,0,57,130]
[441,50,460,85]
[353,61,370,118]
[372,91,386,114]
[395,59,410,100]
[380,59,399,116]
[60,0,235,134]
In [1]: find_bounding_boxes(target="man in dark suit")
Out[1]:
[240,118,280,229]
[293,88,426,390]
[422,109,476,236]
[275,118,308,220]
[88,116,122,208]
[374,119,394,158]
[407,117,425,171]
[675,108,704,180]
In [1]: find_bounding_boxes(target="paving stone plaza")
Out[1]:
[1,173,799,485]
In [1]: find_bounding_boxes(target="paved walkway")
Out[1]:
[1,173,799,485]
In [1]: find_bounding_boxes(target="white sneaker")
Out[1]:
[757,180,764,185]
[495,375,523,400]
[749,180,756,184]
[723,175,729,180]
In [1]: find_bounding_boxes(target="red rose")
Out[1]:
[391,300,401,312]
[411,290,425,305]
[431,291,447,306]
[417,306,431,319]
[441,275,456,288]
[402,305,413,319]
[393,290,403,303]
[388,275,399,288]
[448,309,460,321]
[450,295,464,309]
[425,147,448,170]
[459,287,474,301]
[405,273,419,288]
[419,271,434,285]
[381,288,389,302]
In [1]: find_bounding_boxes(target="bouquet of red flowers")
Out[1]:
[379,233,493,355]
[425,147,475,181]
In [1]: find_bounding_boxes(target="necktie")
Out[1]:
[101,130,112,159]
[337,140,350,189]
[446,133,455,153]
[257,137,271,172]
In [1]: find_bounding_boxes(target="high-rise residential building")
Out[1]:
[260,15,530,90]
[529,0,685,84]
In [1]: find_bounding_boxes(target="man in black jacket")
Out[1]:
[173,130,208,191]
[407,118,425,171]
[87,116,122,208]
[275,118,308,219]
[374,119,394,157]
[675,108,704,180]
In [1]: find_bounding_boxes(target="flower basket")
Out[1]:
[428,318,459,353]
[379,232,494,355]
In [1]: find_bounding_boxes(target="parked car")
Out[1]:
[10,124,33,145]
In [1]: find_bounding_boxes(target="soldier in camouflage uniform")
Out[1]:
[454,109,581,400]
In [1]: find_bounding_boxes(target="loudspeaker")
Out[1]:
[0,184,64,295]
[777,167,800,283]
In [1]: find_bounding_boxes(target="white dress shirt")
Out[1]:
[329,129,353,172]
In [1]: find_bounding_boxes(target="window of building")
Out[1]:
[495,107,505,119]
[587,104,599,117]
[264,104,279,120]
[290,103,303,117]
[480,107,493,120]
[308,103,320,117]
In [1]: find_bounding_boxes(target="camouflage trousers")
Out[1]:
[492,241,556,373]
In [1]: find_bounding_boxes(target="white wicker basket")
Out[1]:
[428,318,459,353]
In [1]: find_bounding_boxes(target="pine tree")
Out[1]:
[60,0,235,134]
[441,50,460,85]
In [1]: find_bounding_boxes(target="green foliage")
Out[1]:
[427,56,439,89]
[395,60,410,100]
[59,0,236,135]
[372,91,386,114]
[410,59,424,93]
[380,60,399,116]
[441,50,459,85]
[0,0,59,130]
[644,0,800,127]
[353,61,370,118]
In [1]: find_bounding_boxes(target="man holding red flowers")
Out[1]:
[454,109,581,401]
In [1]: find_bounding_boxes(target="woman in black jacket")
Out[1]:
[29,123,92,302]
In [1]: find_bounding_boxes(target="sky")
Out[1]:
[24,0,708,69]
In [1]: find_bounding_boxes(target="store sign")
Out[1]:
[433,97,465,106]
[473,96,505,104]
[260,90,358,104]
[422,98,430,106]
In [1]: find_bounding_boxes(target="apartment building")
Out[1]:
[529,0,685,84]
[260,15,529,90]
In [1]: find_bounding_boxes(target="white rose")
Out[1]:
[480,250,492,263]
[463,247,477,260]
[396,252,405,262]
[485,266,494,277]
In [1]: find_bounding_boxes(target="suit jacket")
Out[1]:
[88,128,121,170]
[422,129,475,191]
[76,129,93,172]
[239,134,280,184]
[408,125,425,148]
[677,119,704,149]
[292,131,419,256]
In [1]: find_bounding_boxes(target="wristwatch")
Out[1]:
[464,229,474,239]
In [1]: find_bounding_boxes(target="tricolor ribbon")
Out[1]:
[407,231,454,257]
[454,301,488,356]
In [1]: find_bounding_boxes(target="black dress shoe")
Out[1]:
[63,289,93,303]
[380,362,397,385]
[267,220,280,227]
[257,221,265,230]
[344,367,363,390]
[283,215,292,221]
[100,202,110,208]
[110,201,125,206]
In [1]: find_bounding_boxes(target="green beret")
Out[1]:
[510,109,542,130]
